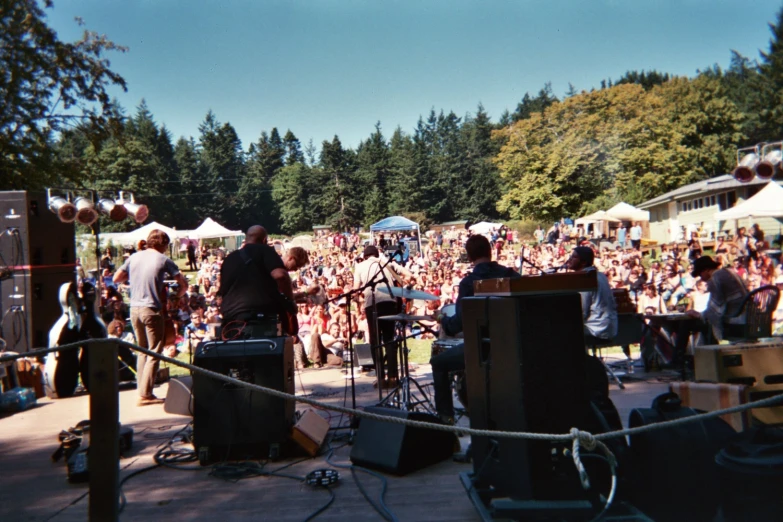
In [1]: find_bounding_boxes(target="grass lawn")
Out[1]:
[166,338,640,378]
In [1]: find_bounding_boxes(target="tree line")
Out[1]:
[4,1,783,233]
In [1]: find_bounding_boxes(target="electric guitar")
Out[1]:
[44,282,83,399]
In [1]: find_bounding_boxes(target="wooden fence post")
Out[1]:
[89,340,119,522]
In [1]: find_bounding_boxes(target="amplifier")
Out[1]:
[462,293,590,501]
[695,341,783,425]
[192,337,295,464]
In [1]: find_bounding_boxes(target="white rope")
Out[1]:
[6,337,783,517]
[7,339,782,443]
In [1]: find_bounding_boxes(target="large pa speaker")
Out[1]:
[461,293,591,501]
[193,337,295,464]
[0,191,76,353]
[0,191,75,353]
[350,406,457,475]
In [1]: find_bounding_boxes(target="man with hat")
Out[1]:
[686,255,748,341]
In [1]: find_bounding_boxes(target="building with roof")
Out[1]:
[637,174,782,243]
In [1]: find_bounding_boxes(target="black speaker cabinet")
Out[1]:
[193,337,295,464]
[462,294,591,501]
[0,191,76,353]
[350,406,457,475]
[0,191,76,268]
[351,343,374,368]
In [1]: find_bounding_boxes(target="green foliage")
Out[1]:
[0,0,127,189]
[6,3,783,236]
[495,79,742,221]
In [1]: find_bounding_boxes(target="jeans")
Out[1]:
[430,343,465,417]
[130,307,165,398]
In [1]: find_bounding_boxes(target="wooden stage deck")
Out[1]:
[0,357,670,521]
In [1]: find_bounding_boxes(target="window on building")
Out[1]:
[718,193,727,210]
[662,206,669,220]
[682,202,687,212]
[727,191,737,208]
[710,195,716,206]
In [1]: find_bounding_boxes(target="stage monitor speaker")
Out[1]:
[350,406,457,475]
[351,343,374,368]
[461,293,591,501]
[192,337,295,464]
[0,191,76,353]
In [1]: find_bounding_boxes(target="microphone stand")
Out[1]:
[520,255,546,275]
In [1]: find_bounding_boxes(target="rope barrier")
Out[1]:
[8,337,783,518]
[3,339,783,442]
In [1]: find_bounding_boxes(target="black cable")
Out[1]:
[303,486,336,522]
[325,443,398,522]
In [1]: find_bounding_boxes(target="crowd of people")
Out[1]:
[80,219,783,404]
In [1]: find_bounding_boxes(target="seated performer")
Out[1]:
[430,235,521,424]
[566,246,618,343]
[685,256,748,341]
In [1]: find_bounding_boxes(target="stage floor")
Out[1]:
[0,356,671,521]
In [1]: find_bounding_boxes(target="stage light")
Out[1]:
[118,192,149,224]
[97,198,128,221]
[48,195,77,223]
[755,143,782,180]
[732,147,760,183]
[74,197,99,226]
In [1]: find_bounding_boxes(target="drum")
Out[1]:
[431,338,463,358]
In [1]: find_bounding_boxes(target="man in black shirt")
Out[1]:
[431,234,521,423]
[217,225,298,335]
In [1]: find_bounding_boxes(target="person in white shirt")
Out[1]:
[630,222,643,250]
[566,246,618,340]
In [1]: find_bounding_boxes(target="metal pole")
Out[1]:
[89,340,119,522]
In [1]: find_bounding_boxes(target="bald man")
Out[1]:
[217,225,298,335]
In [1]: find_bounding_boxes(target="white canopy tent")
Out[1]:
[574,211,620,226]
[606,202,650,222]
[124,222,184,244]
[288,235,314,250]
[715,182,783,220]
[192,217,243,239]
[468,221,503,235]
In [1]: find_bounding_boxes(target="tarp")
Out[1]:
[468,221,503,234]
[575,211,620,226]
[192,217,243,239]
[606,202,650,222]
[369,216,421,251]
[715,182,783,220]
[369,216,419,232]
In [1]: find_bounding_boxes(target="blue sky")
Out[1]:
[46,0,783,151]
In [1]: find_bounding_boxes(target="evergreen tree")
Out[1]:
[458,104,503,221]
[173,137,202,228]
[355,123,391,225]
[283,129,305,165]
[197,111,245,227]
[511,82,558,122]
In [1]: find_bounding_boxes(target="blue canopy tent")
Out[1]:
[369,216,422,253]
